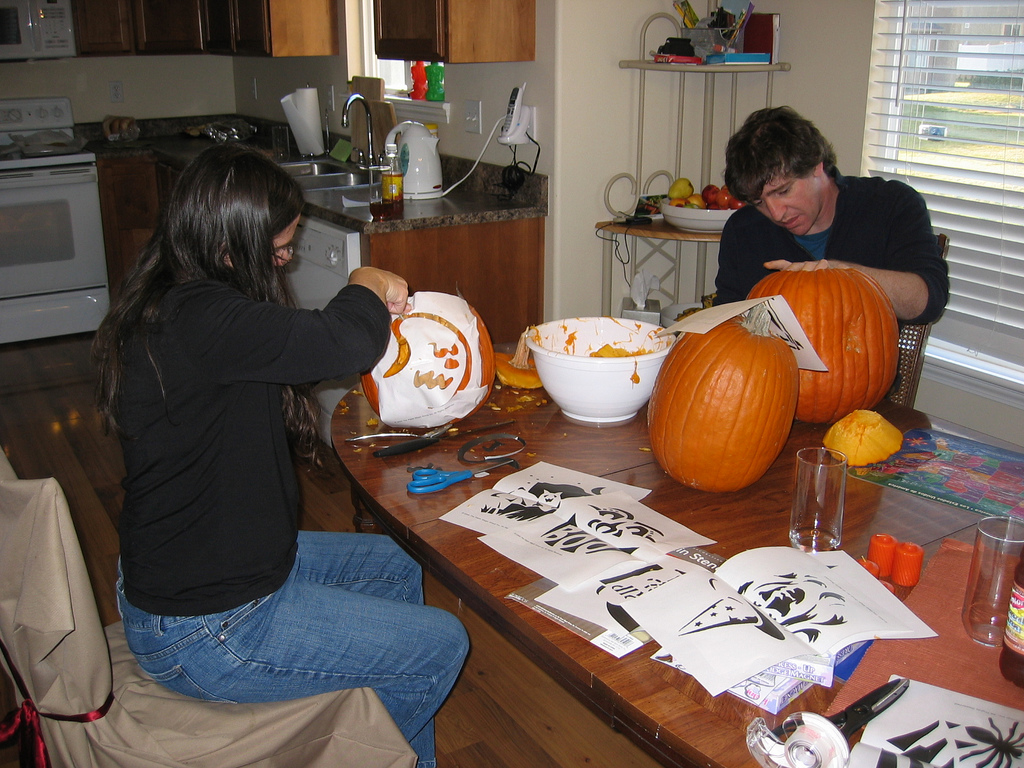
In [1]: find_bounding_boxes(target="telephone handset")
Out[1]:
[498,83,530,145]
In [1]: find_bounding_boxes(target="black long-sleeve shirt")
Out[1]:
[118,281,390,616]
[714,172,950,325]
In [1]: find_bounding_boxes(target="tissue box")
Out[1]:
[621,298,661,325]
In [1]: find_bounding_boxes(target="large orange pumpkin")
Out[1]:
[648,304,798,492]
[748,268,898,424]
[362,295,495,427]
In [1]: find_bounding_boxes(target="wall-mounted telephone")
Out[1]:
[498,82,533,145]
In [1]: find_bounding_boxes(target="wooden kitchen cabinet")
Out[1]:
[374,0,535,63]
[203,0,338,56]
[97,155,161,299]
[75,0,203,54]
[368,218,544,344]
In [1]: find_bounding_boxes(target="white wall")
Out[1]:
[0,55,236,121]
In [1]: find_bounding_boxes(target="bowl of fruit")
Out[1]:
[660,180,745,232]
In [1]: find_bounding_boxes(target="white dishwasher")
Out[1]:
[287,215,364,445]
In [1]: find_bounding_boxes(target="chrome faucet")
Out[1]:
[341,93,385,170]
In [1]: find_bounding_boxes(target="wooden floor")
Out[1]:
[0,333,662,768]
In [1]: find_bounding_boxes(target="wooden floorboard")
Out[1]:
[0,333,662,768]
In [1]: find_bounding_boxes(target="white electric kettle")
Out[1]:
[384,121,443,199]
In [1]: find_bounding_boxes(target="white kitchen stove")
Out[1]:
[0,96,94,169]
[0,97,107,345]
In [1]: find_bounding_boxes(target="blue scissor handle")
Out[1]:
[407,468,474,494]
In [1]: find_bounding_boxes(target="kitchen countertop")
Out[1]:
[85,120,547,236]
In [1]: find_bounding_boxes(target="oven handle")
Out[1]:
[0,166,98,189]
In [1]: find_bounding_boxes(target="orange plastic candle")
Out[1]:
[868,533,898,577]
[891,542,924,587]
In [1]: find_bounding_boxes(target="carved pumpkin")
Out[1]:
[748,268,898,424]
[823,409,903,466]
[362,292,495,428]
[648,304,798,492]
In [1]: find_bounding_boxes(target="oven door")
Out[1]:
[0,163,108,299]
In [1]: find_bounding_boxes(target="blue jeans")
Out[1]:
[117,531,468,768]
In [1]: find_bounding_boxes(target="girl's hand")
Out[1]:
[349,267,411,314]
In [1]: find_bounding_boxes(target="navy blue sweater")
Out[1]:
[118,281,390,616]
[714,172,949,325]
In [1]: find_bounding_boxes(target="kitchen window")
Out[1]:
[357,0,449,124]
[866,0,1024,407]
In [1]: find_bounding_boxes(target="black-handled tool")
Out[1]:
[826,676,909,738]
[771,677,910,741]
[373,419,516,458]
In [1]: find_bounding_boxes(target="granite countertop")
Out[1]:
[83,116,547,236]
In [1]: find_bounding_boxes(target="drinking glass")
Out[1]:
[789,447,847,552]
[962,516,1024,646]
[271,125,291,160]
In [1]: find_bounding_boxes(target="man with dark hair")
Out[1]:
[714,106,949,324]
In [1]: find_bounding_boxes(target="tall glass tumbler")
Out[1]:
[962,516,1024,646]
[789,447,847,553]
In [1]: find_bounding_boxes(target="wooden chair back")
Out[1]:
[887,233,949,408]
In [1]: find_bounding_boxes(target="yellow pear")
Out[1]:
[668,177,694,200]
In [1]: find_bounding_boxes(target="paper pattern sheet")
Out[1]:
[629,568,813,695]
[717,548,934,653]
[530,556,689,656]
[627,548,934,696]
[849,678,1024,768]
[441,462,713,589]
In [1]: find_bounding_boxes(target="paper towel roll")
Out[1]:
[280,88,324,156]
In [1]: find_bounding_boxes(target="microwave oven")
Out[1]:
[0,0,76,60]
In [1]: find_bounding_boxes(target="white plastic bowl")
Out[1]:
[525,317,675,423]
[660,199,735,232]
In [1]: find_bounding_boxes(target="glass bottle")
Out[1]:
[999,552,1024,687]
[378,143,404,219]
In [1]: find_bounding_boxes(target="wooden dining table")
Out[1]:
[331,384,998,768]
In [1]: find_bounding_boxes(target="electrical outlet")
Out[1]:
[464,99,482,134]
[328,84,335,112]
[251,77,258,101]
[108,81,124,103]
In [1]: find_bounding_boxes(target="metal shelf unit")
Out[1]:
[601,12,789,314]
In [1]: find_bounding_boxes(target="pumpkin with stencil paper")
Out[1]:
[361,297,495,426]
[747,268,899,424]
[648,304,798,492]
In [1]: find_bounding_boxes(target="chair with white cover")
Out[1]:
[0,450,417,768]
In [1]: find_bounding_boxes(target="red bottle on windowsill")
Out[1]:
[410,61,427,100]
[999,551,1024,687]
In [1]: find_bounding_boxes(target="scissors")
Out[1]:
[407,468,474,494]
[406,456,521,494]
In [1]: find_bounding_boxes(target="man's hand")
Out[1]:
[762,259,929,321]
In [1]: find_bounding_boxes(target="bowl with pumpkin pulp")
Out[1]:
[525,317,674,423]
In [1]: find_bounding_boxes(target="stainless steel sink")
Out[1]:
[278,159,368,190]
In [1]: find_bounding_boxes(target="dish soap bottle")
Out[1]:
[380,143,404,218]
[425,62,445,102]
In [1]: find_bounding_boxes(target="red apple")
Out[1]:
[701,184,720,207]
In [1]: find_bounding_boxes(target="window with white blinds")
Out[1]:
[866,1,1024,387]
